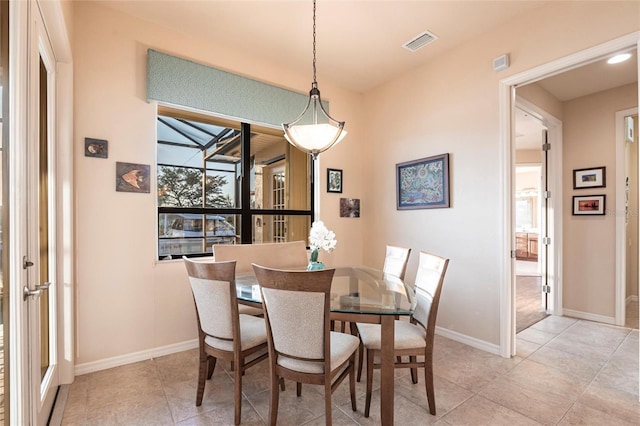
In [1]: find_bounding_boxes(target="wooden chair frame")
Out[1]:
[354,245,412,381]
[183,257,268,425]
[253,264,358,426]
[359,252,449,417]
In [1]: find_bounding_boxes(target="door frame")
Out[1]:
[499,32,640,357]
[616,107,639,326]
[8,0,74,422]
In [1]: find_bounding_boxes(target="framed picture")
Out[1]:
[396,153,450,210]
[573,166,605,189]
[340,198,360,217]
[116,162,150,193]
[327,168,343,193]
[572,195,605,215]
[84,137,108,158]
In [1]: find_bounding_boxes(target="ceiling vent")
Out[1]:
[402,30,438,52]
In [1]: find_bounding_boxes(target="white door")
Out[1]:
[22,2,59,423]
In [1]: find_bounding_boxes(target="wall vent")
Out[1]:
[402,31,438,52]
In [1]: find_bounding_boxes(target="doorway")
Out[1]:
[499,33,640,357]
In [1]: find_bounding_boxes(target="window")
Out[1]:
[157,107,313,259]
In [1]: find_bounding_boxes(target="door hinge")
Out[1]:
[542,237,551,245]
[543,190,551,199]
[510,250,516,259]
[542,284,551,293]
[542,143,551,151]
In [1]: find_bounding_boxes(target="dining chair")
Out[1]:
[383,245,412,280]
[354,245,412,380]
[183,257,269,425]
[213,240,309,316]
[355,251,449,417]
[252,264,359,426]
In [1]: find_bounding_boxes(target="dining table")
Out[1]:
[236,265,415,426]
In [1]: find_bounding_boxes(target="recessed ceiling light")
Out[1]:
[607,53,632,64]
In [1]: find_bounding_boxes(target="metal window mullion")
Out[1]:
[240,123,252,243]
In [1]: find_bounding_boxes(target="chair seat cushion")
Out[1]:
[205,314,267,352]
[356,320,426,350]
[277,331,359,374]
[238,304,263,316]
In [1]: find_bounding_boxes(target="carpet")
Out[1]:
[516,275,549,333]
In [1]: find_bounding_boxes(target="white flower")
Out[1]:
[309,220,337,253]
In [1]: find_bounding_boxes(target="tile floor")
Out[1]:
[61,315,639,425]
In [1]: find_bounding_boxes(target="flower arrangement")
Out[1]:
[308,221,337,269]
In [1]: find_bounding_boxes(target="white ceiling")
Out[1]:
[96,1,637,149]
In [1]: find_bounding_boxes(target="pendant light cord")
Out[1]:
[312,0,317,84]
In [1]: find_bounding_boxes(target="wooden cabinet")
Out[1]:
[515,232,538,261]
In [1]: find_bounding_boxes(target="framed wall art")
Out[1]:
[396,153,450,210]
[572,194,605,215]
[327,168,343,193]
[340,198,360,218]
[116,162,150,193]
[84,137,108,158]
[573,166,605,189]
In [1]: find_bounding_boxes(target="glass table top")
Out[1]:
[236,265,415,316]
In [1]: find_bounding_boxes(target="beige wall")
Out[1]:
[73,2,364,366]
[563,83,638,318]
[362,2,638,345]
[73,0,639,367]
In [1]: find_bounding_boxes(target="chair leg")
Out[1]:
[364,349,374,418]
[425,352,436,415]
[296,382,302,397]
[279,377,286,391]
[207,356,216,380]
[234,363,242,425]
[357,342,364,382]
[196,353,210,406]
[269,371,280,426]
[324,380,333,426]
[410,355,418,384]
[349,354,357,411]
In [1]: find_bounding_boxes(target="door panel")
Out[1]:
[24,3,58,423]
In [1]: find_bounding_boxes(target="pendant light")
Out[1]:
[282,0,347,159]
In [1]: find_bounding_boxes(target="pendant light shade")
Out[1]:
[282,0,346,159]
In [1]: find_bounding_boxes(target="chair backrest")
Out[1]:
[183,257,238,342]
[383,245,412,280]
[412,251,449,335]
[213,241,309,274]
[252,264,334,363]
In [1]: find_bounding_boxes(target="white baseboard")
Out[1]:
[74,327,503,376]
[562,308,616,325]
[626,295,639,303]
[435,326,501,356]
[75,339,198,376]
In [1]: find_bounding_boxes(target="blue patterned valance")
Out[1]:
[147,49,328,127]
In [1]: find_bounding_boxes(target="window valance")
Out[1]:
[147,49,327,127]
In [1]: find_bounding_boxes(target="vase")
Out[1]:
[307,261,325,271]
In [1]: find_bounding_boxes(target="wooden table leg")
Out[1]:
[379,315,394,425]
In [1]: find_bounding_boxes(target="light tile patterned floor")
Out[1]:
[61,316,639,425]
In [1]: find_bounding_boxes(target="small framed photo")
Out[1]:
[397,153,450,210]
[573,166,605,189]
[84,137,108,158]
[327,168,343,193]
[572,195,605,215]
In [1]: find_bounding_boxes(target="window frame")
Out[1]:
[156,106,314,259]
